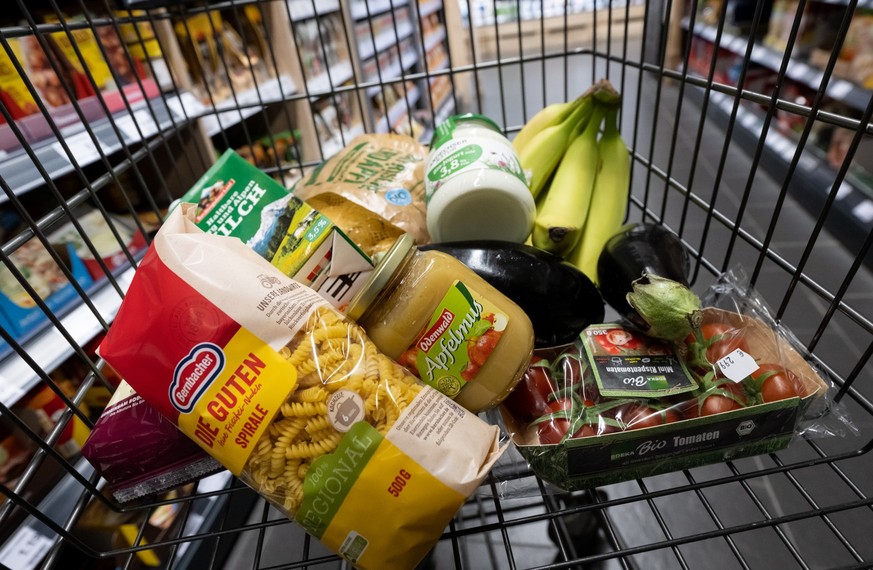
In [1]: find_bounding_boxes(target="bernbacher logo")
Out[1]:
[170,343,225,413]
[418,309,455,352]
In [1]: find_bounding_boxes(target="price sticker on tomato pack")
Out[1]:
[717,348,758,382]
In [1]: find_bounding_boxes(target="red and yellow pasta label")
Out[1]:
[176,327,296,475]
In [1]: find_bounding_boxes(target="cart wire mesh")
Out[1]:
[1,0,872,568]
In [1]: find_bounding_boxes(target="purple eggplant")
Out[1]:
[597,223,692,329]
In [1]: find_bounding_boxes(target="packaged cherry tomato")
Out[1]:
[499,267,852,491]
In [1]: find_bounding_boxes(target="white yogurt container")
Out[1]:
[425,114,535,243]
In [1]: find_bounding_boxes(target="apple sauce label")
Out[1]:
[398,281,508,399]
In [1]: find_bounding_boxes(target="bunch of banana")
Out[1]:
[566,105,630,284]
[516,79,630,284]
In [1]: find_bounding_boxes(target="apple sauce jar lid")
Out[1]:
[346,234,416,322]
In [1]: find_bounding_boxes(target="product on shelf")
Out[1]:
[312,92,360,155]
[347,233,535,412]
[98,206,505,569]
[294,13,347,83]
[174,11,271,106]
[74,483,195,566]
[114,9,174,90]
[429,75,452,112]
[0,240,93,351]
[235,130,302,170]
[838,10,873,89]
[0,37,70,119]
[371,80,418,131]
[233,5,276,72]
[763,0,841,57]
[47,209,147,281]
[43,13,146,95]
[420,11,442,36]
[425,42,448,72]
[392,113,425,139]
[178,150,374,311]
[0,422,34,486]
[81,380,223,502]
[357,5,414,60]
[293,133,431,244]
[16,382,89,459]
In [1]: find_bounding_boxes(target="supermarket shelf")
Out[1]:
[471,0,642,26]
[286,0,341,21]
[0,265,135,407]
[418,0,443,18]
[423,26,447,53]
[811,0,873,6]
[428,57,449,75]
[691,86,873,265]
[376,86,422,133]
[201,75,297,137]
[366,51,420,94]
[420,95,455,142]
[350,0,410,20]
[434,93,456,124]
[357,21,415,61]
[164,472,236,568]
[306,61,354,96]
[319,121,365,160]
[685,20,873,113]
[0,465,234,570]
[0,458,94,570]
[0,92,202,202]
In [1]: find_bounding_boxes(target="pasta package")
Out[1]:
[98,204,504,569]
[293,133,431,244]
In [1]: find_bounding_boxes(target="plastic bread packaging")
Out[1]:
[292,133,431,245]
[81,380,223,503]
[497,267,854,492]
[98,204,505,569]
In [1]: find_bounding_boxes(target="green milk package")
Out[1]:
[177,150,374,311]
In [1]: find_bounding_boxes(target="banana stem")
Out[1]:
[602,106,620,138]
[566,99,595,138]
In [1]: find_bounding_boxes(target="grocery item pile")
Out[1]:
[85,79,848,569]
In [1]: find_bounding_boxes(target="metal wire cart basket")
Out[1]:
[1,0,872,568]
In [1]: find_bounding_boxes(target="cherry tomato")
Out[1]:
[535,399,573,444]
[683,382,747,418]
[503,359,556,422]
[753,364,803,402]
[572,422,620,438]
[686,323,751,367]
[559,355,584,387]
[620,403,681,430]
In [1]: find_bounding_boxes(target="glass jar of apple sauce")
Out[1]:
[347,234,534,413]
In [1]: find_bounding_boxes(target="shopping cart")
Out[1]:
[1,0,872,568]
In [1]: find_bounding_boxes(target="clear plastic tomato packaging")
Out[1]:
[500,269,853,491]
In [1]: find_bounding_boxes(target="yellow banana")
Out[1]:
[512,101,576,156]
[567,106,630,283]
[531,106,605,256]
[517,96,594,199]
